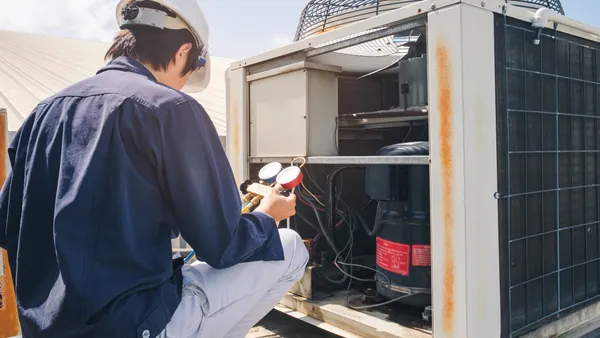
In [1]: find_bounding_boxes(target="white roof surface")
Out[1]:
[0,30,233,135]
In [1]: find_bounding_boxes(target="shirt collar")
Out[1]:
[97,56,157,82]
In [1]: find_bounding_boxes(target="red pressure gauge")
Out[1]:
[276,166,303,190]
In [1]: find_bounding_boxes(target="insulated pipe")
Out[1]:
[532,8,600,45]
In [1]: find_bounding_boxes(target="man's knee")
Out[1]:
[278,229,309,280]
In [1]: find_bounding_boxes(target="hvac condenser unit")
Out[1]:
[225,0,600,337]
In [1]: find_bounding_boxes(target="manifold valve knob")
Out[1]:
[239,179,252,195]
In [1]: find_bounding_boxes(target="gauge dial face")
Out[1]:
[258,162,283,183]
[277,166,303,189]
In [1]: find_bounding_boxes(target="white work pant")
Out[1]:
[158,229,309,338]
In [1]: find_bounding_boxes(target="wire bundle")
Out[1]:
[296,166,423,310]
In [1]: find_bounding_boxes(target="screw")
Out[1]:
[481,1,485,7]
[431,4,436,10]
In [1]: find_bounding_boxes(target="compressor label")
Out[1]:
[376,237,410,276]
[412,245,431,267]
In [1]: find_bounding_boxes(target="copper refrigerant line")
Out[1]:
[183,158,306,264]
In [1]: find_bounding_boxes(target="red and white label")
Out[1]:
[412,245,431,267]
[376,237,410,276]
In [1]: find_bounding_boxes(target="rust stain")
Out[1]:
[0,110,20,337]
[0,249,20,337]
[437,42,455,335]
[314,25,340,35]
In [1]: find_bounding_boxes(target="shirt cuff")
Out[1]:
[244,212,285,263]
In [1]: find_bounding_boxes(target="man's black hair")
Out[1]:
[105,0,201,75]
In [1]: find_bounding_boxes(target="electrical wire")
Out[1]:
[300,186,338,254]
[290,157,306,168]
[301,181,325,206]
[330,215,357,279]
[299,166,389,285]
[301,175,361,284]
[326,188,380,284]
[334,117,339,153]
[302,188,349,284]
[304,168,325,194]
[359,201,383,237]
[403,124,413,143]
[357,197,374,211]
[336,260,390,284]
[331,205,390,285]
[311,233,321,253]
[297,189,325,212]
[296,209,322,232]
[348,292,424,310]
[298,167,424,311]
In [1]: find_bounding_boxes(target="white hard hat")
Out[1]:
[115,0,211,93]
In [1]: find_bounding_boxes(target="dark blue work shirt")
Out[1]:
[0,57,284,338]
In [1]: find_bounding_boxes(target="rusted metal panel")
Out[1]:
[428,8,465,336]
[436,40,457,335]
[427,4,500,338]
[0,108,20,337]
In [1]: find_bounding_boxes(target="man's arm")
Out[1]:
[157,99,284,269]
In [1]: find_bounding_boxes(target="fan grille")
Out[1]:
[294,0,565,41]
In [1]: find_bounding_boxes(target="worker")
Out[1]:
[0,0,309,337]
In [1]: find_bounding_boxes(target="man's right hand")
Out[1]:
[254,183,296,223]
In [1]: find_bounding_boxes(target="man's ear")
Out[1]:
[178,42,193,55]
[175,42,193,66]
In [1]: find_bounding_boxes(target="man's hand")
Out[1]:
[254,183,296,223]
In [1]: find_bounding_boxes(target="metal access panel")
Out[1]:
[248,62,341,159]
[494,8,600,338]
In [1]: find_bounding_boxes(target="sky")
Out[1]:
[0,0,597,60]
